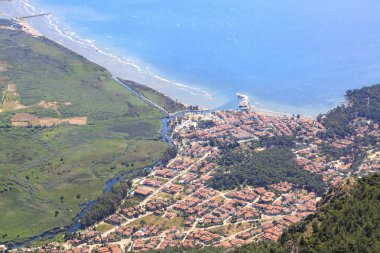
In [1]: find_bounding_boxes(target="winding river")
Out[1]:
[12,78,210,248]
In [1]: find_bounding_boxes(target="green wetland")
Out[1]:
[0,23,168,244]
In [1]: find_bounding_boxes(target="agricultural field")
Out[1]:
[0,21,168,244]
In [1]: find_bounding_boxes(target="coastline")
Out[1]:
[18,19,42,37]
[12,15,324,118]
[3,0,221,109]
[0,0,333,118]
[4,13,321,122]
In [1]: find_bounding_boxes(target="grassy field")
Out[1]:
[95,223,115,233]
[0,20,168,244]
[120,79,187,114]
[128,214,184,229]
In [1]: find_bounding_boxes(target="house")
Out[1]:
[134,187,153,197]
[0,245,7,253]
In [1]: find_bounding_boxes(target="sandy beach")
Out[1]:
[1,18,320,117]
[18,19,42,37]
[0,0,343,117]
[0,0,222,110]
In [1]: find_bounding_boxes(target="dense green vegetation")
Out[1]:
[318,84,380,138]
[197,119,216,129]
[259,135,297,149]
[208,147,325,195]
[121,79,187,113]
[161,146,178,164]
[0,22,167,243]
[235,173,380,253]
[80,182,128,228]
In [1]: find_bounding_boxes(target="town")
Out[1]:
[8,107,380,253]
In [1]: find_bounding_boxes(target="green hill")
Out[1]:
[0,20,167,243]
[318,84,380,138]
[235,173,380,253]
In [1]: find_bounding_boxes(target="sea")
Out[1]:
[2,0,380,116]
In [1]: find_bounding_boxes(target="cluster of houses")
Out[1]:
[10,110,380,253]
[94,245,122,253]
[172,111,324,146]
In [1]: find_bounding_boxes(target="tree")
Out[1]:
[208,147,325,195]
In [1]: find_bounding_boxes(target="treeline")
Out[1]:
[197,120,216,129]
[259,135,297,149]
[79,163,157,228]
[161,146,177,164]
[318,84,380,138]
[208,147,325,195]
[235,173,380,253]
[80,183,128,228]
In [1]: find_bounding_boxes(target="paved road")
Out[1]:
[140,152,211,206]
[99,152,211,238]
[113,76,170,115]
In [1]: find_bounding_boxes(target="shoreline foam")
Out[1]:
[1,0,332,117]
[11,0,219,108]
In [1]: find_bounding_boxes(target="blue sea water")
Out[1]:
[4,0,380,115]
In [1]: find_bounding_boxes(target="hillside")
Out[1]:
[318,84,380,138]
[234,173,380,253]
[0,20,167,243]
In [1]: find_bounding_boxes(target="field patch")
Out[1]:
[1,84,30,112]
[11,113,87,127]
[108,122,156,137]
[0,84,72,115]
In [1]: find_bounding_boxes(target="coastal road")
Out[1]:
[113,76,170,115]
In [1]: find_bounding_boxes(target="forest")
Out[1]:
[80,183,128,228]
[208,147,326,195]
[318,84,380,138]
[234,173,380,253]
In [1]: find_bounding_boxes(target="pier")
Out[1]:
[237,93,252,112]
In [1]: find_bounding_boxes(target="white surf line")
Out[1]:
[17,0,214,100]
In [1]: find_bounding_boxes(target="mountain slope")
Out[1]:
[318,84,380,138]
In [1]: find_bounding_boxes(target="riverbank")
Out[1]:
[0,23,168,245]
